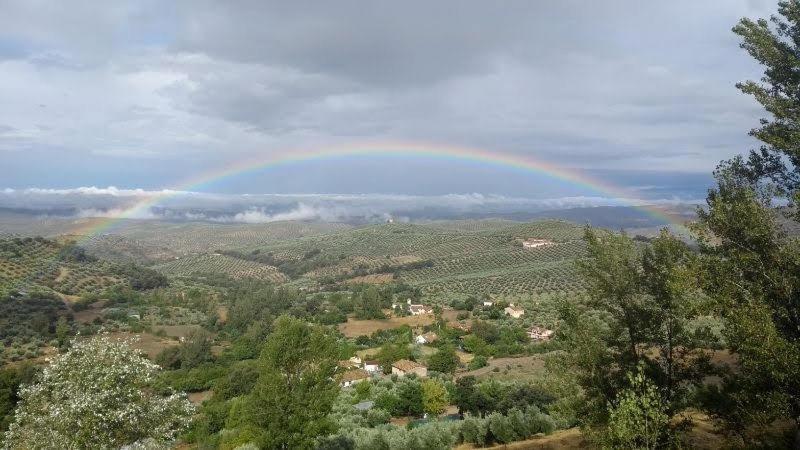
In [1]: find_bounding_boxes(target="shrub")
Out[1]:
[460,416,488,446]
[366,408,391,427]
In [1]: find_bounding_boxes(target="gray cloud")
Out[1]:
[0,0,776,189]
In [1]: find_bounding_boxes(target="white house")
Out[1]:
[363,360,381,373]
[391,359,427,377]
[415,332,438,345]
[341,369,370,387]
[482,301,494,307]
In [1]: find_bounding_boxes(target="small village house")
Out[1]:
[349,356,363,366]
[504,304,525,318]
[528,326,555,341]
[409,304,433,315]
[341,369,370,387]
[415,331,438,345]
[391,359,428,377]
[363,360,381,373]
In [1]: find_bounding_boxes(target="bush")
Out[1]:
[366,408,391,427]
[467,355,488,370]
[488,412,519,444]
[460,416,488,446]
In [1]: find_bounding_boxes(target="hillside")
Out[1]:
[147,219,590,297]
[0,236,164,299]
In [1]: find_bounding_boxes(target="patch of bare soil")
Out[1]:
[338,314,436,337]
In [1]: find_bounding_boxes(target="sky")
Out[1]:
[0,0,775,201]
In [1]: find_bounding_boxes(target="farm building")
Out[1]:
[415,331,438,345]
[363,360,381,373]
[522,239,554,249]
[349,356,363,366]
[528,326,555,341]
[341,369,370,387]
[504,304,525,318]
[409,304,433,315]
[482,301,494,307]
[392,359,428,377]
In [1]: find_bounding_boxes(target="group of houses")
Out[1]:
[391,298,434,316]
[338,355,428,387]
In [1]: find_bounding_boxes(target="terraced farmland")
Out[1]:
[2,219,591,297]
[0,237,132,297]
[239,220,588,296]
[153,253,287,283]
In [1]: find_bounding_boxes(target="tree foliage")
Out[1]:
[563,228,709,436]
[2,335,194,449]
[690,2,800,444]
[228,315,339,449]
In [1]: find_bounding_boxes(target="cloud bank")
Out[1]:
[0,0,771,192]
[0,186,701,225]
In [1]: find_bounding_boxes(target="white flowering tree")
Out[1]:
[2,335,194,449]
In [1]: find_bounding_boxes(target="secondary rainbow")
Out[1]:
[66,141,688,241]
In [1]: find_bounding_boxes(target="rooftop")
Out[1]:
[392,359,425,372]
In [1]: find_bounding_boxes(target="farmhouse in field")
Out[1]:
[341,369,370,387]
[415,331,438,345]
[522,239,554,249]
[528,326,555,341]
[409,304,433,315]
[363,360,381,373]
[392,359,428,377]
[504,304,525,318]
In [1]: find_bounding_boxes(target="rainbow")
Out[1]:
[65,140,689,241]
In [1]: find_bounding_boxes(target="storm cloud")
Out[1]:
[0,1,774,192]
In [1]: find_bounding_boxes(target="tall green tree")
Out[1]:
[692,2,800,445]
[228,315,339,449]
[562,228,709,439]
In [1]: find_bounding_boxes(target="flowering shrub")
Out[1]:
[2,334,194,449]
